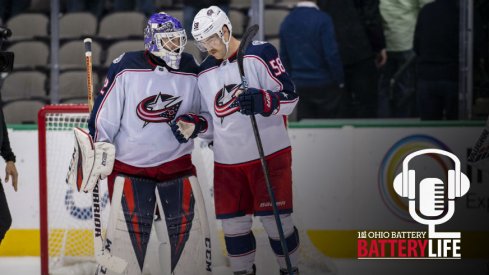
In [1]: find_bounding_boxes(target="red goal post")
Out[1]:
[38,104,110,275]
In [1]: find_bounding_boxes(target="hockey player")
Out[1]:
[82,12,211,274]
[171,6,300,275]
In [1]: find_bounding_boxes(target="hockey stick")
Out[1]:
[84,38,128,273]
[237,25,294,275]
[84,38,95,112]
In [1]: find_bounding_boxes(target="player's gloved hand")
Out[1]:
[170,113,208,143]
[238,88,280,116]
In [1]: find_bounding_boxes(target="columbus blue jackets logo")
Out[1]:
[214,84,242,120]
[137,92,182,127]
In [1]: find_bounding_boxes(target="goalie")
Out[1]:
[68,12,212,275]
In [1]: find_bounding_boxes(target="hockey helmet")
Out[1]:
[191,6,232,52]
[144,12,187,69]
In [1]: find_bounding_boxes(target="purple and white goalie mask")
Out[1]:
[144,12,187,69]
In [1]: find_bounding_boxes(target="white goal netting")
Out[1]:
[39,105,109,275]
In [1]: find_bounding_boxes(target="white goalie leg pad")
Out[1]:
[153,176,212,275]
[188,176,213,274]
[153,206,172,275]
[66,128,115,193]
[96,176,135,275]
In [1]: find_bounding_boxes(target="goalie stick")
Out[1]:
[237,25,294,275]
[84,38,95,112]
[84,38,128,273]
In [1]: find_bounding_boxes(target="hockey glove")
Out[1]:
[170,113,208,143]
[238,88,280,116]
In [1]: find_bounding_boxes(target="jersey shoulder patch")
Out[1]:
[246,41,278,60]
[252,40,267,46]
[109,51,152,72]
[112,53,125,64]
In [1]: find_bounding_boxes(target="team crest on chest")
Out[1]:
[214,84,242,121]
[136,92,182,127]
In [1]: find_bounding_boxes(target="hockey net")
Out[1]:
[37,104,337,275]
[38,104,110,275]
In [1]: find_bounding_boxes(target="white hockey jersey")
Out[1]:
[198,41,299,165]
[88,51,201,167]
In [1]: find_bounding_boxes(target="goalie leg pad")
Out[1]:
[66,128,115,193]
[98,175,157,275]
[260,214,300,269]
[155,177,196,273]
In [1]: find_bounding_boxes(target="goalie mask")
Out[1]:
[144,12,187,69]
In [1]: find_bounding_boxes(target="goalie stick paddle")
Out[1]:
[237,25,294,275]
[83,37,128,273]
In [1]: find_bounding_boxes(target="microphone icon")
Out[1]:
[393,149,470,239]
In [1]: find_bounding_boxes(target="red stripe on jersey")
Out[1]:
[112,154,195,182]
[281,98,299,104]
[214,146,291,168]
[169,71,197,77]
[198,65,219,77]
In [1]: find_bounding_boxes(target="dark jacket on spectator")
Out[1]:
[318,0,386,65]
[413,0,459,81]
[279,3,344,87]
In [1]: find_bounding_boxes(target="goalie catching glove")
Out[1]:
[170,113,208,143]
[238,88,280,116]
[66,128,115,193]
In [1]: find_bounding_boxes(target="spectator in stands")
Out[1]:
[65,0,105,18]
[318,0,387,118]
[414,0,459,120]
[0,0,30,23]
[0,101,18,244]
[280,0,344,119]
[182,0,230,37]
[378,0,433,118]
[112,0,155,17]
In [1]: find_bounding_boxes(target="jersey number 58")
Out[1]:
[269,58,285,77]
